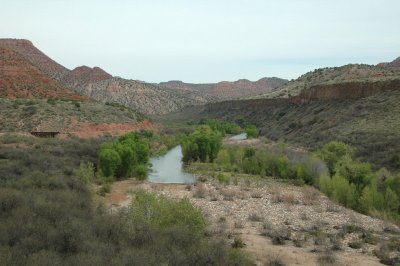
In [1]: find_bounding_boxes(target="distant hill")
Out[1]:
[164,77,400,170]
[0,39,69,80]
[61,65,112,88]
[160,77,287,100]
[0,39,211,115]
[257,58,400,99]
[0,46,85,100]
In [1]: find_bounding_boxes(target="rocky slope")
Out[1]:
[160,77,287,100]
[0,46,85,100]
[163,79,400,170]
[61,65,112,88]
[259,59,400,99]
[75,77,210,115]
[0,39,69,80]
[0,38,211,115]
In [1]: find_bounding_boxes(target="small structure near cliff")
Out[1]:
[30,131,59,138]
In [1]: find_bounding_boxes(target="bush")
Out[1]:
[245,124,259,138]
[217,173,230,184]
[135,164,148,180]
[130,190,207,235]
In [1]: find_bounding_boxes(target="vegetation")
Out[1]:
[198,118,242,136]
[98,132,150,180]
[182,125,223,163]
[210,144,327,185]
[317,141,400,223]
[0,134,252,265]
[0,98,144,132]
[245,124,259,138]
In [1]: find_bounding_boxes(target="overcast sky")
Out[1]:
[1,0,400,83]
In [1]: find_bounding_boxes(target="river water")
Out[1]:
[229,133,247,140]
[148,133,247,184]
[148,145,196,184]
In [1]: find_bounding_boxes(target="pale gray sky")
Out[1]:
[1,0,399,82]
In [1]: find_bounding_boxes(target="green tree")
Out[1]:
[98,148,121,177]
[360,185,385,213]
[316,141,353,175]
[335,155,374,192]
[182,125,222,163]
[331,174,357,209]
[245,124,259,138]
[384,188,400,213]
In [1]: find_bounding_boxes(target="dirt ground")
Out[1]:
[105,175,399,266]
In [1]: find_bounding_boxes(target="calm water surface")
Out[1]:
[148,145,195,184]
[229,133,247,140]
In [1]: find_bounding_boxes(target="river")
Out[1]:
[148,145,196,184]
[148,133,247,184]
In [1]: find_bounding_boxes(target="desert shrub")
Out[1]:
[248,213,263,222]
[217,173,230,184]
[232,237,246,248]
[129,190,207,235]
[74,161,95,185]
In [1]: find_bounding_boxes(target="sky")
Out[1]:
[1,0,400,83]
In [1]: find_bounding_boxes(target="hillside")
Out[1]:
[163,79,400,170]
[0,39,69,80]
[70,77,209,115]
[0,38,210,115]
[258,60,400,99]
[61,65,112,88]
[160,77,287,100]
[0,46,85,100]
[0,98,155,138]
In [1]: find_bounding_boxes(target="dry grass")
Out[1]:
[193,183,208,198]
[271,189,298,204]
[301,186,319,205]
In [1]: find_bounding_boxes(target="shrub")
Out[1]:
[134,164,148,180]
[232,237,246,248]
[245,124,259,138]
[217,173,230,184]
[129,190,207,235]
